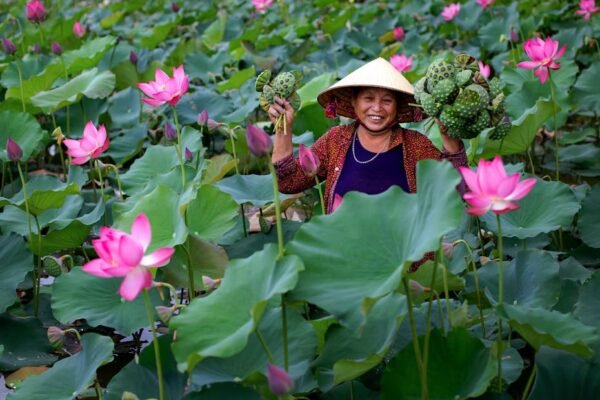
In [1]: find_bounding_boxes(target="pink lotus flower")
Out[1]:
[63,121,110,165]
[83,213,175,301]
[26,0,46,23]
[298,144,320,177]
[73,21,86,38]
[390,54,414,73]
[478,61,490,79]
[576,0,600,20]
[266,364,293,396]
[475,0,494,10]
[517,37,566,84]
[137,65,189,107]
[459,155,536,216]
[393,26,405,41]
[252,0,274,12]
[441,3,460,21]
[6,138,23,161]
[246,124,272,157]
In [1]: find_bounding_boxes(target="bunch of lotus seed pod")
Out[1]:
[256,69,303,135]
[414,54,510,140]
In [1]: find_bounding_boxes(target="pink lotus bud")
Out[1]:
[442,242,456,259]
[72,21,86,38]
[197,109,209,125]
[2,38,16,55]
[207,118,219,130]
[266,364,294,396]
[164,121,177,140]
[202,275,221,290]
[129,51,138,65]
[51,41,63,55]
[246,124,272,157]
[408,280,430,296]
[509,28,519,42]
[155,305,175,323]
[32,43,41,53]
[26,0,47,23]
[185,147,193,161]
[6,138,23,161]
[171,2,180,12]
[298,144,320,177]
[393,26,405,41]
[478,61,491,79]
[47,326,65,347]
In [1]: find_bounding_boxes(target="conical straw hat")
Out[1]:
[317,57,417,120]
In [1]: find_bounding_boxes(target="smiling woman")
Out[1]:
[269,57,467,214]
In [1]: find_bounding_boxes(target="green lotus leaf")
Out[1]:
[52,268,166,336]
[183,383,260,400]
[119,145,179,195]
[496,304,600,358]
[381,328,495,400]
[6,334,113,400]
[287,160,463,331]
[4,63,64,105]
[529,347,600,400]
[170,244,304,371]
[223,220,301,259]
[140,18,179,49]
[30,68,116,113]
[202,154,238,185]
[0,235,33,312]
[30,220,91,257]
[477,249,561,309]
[185,51,229,83]
[405,261,465,303]
[297,73,335,109]
[559,257,592,284]
[62,36,117,75]
[191,307,316,389]
[579,185,600,248]
[201,13,227,50]
[104,124,148,165]
[217,67,255,93]
[481,179,580,239]
[0,176,79,216]
[0,314,57,371]
[186,185,239,243]
[572,62,600,114]
[574,271,600,333]
[108,87,141,128]
[214,174,292,207]
[0,111,46,162]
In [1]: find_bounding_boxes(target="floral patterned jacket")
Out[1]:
[274,121,468,214]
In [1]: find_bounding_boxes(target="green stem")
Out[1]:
[350,380,355,400]
[422,249,441,399]
[94,380,103,400]
[229,129,239,174]
[256,328,275,363]
[432,290,447,336]
[142,289,165,400]
[268,163,284,259]
[33,216,42,313]
[281,298,289,371]
[17,163,37,316]
[548,72,559,182]
[1,163,6,196]
[496,213,504,386]
[441,262,452,329]
[13,16,26,55]
[522,365,537,400]
[454,239,486,336]
[88,160,97,201]
[107,164,123,199]
[95,161,107,226]
[315,176,326,215]
[527,142,536,175]
[172,107,187,188]
[14,60,26,112]
[240,204,248,238]
[402,276,426,398]
[37,24,45,50]
[181,240,195,301]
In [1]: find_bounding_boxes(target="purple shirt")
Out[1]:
[334,135,409,197]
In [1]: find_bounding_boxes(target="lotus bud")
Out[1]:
[72,21,86,38]
[47,326,65,348]
[197,109,209,125]
[185,147,193,161]
[408,280,430,297]
[202,275,221,291]
[509,27,519,43]
[298,144,320,177]
[171,2,180,12]
[155,305,175,323]
[442,242,456,259]
[266,363,294,396]
[246,124,272,157]
[129,51,138,65]
[121,392,140,400]
[164,121,177,141]
[26,0,47,23]
[32,43,41,53]
[2,38,16,55]
[393,26,405,41]
[50,41,63,55]
[6,138,23,161]
[207,118,219,131]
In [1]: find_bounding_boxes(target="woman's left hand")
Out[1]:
[435,118,462,154]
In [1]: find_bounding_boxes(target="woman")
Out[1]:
[269,57,467,214]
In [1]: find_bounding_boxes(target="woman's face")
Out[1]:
[351,87,398,134]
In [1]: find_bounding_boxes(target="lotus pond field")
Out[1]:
[1,0,600,399]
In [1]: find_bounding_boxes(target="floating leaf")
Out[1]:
[0,176,79,216]
[574,271,600,333]
[120,145,179,195]
[186,185,239,243]
[0,235,32,312]
[578,185,600,248]
[214,174,291,207]
[0,314,57,371]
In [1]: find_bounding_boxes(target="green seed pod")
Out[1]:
[489,120,511,140]
[255,70,272,92]
[455,70,473,87]
[288,92,302,111]
[259,93,271,112]
[271,72,296,98]
[421,92,443,117]
[440,106,465,131]
[432,79,458,104]
[453,89,481,119]
[413,77,426,103]
[43,256,62,277]
[263,84,275,103]
[426,59,457,85]
[488,77,503,98]
[464,84,489,108]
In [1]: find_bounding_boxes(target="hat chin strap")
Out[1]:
[356,118,397,134]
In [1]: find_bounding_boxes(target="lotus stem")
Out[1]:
[548,72,559,182]
[14,60,26,112]
[454,239,486,336]
[94,160,107,225]
[256,327,275,363]
[1,163,6,196]
[172,107,187,188]
[94,380,103,400]
[402,275,427,399]
[267,162,284,259]
[106,164,123,199]
[432,290,447,336]
[281,298,289,371]
[181,240,195,301]
[142,288,165,400]
[17,162,37,316]
[422,248,441,399]
[240,204,248,238]
[495,213,504,386]
[315,176,325,215]
[229,128,239,174]
[441,263,452,328]
[522,365,537,400]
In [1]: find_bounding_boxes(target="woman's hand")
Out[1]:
[269,97,295,163]
[435,118,462,154]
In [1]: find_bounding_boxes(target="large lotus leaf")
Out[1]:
[108,87,141,128]
[578,185,600,248]
[0,111,46,162]
[185,51,229,83]
[29,220,91,256]
[186,185,239,243]
[574,271,600,333]
[119,145,179,195]
[223,220,302,259]
[221,81,260,123]
[140,18,179,49]
[294,103,337,141]
[381,328,495,400]
[52,268,166,335]
[183,383,260,400]
[175,88,234,125]
[0,56,48,88]
[4,62,64,104]
[0,314,57,371]
[0,235,32,312]
[30,69,116,113]
[6,334,113,400]
[559,257,592,284]
[217,67,255,93]
[321,381,378,400]
[475,98,554,160]
[529,347,600,400]
[481,179,580,239]
[314,293,407,390]
[0,176,79,216]
[201,13,227,50]
[170,244,304,371]
[477,250,561,309]
[202,154,238,185]
[112,185,188,252]
[572,62,600,114]
[287,160,462,331]
[297,73,335,109]
[496,304,599,358]
[105,335,186,400]
[191,307,316,388]
[104,124,148,165]
[62,36,117,75]
[214,174,291,207]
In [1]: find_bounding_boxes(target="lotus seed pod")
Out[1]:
[426,77,436,94]
[432,79,458,104]
[259,216,272,233]
[453,90,481,119]
[464,84,489,108]
[255,70,272,92]
[426,59,457,85]
[121,392,141,400]
[259,93,271,112]
[469,110,492,134]
[491,93,505,113]
[420,92,443,117]
[290,70,303,83]
[454,53,476,69]
[271,72,296,98]
[413,77,426,102]
[288,92,302,111]
[489,119,511,140]
[455,70,473,87]
[439,106,465,131]
[43,256,63,277]
[488,77,503,98]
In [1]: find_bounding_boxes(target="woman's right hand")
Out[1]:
[268,96,295,135]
